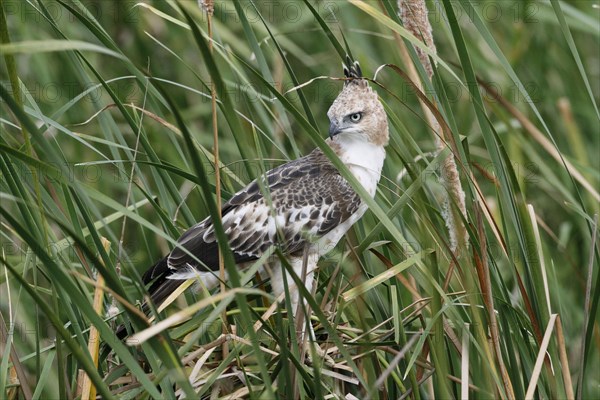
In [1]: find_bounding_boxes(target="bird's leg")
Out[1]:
[267,255,334,366]
[296,271,329,363]
[293,253,337,368]
[294,267,315,340]
[267,255,314,333]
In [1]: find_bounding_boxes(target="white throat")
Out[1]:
[335,136,385,197]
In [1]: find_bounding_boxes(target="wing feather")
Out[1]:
[161,149,361,277]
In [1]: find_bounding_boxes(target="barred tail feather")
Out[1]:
[115,257,182,339]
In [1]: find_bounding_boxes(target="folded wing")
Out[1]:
[142,149,361,289]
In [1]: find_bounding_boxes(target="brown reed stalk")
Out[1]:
[397,0,468,253]
[201,0,230,359]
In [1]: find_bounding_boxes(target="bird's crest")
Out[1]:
[342,55,366,87]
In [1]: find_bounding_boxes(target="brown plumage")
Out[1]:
[122,58,389,337]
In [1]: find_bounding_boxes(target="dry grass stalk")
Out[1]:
[474,203,515,399]
[525,314,558,400]
[78,237,110,400]
[397,0,468,253]
[555,316,575,400]
[398,0,436,77]
[198,0,214,16]
[201,0,230,361]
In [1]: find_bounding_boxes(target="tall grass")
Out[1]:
[1,1,598,398]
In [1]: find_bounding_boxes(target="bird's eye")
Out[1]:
[350,112,362,123]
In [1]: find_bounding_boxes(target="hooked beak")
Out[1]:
[329,121,341,139]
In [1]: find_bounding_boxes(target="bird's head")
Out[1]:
[327,59,389,147]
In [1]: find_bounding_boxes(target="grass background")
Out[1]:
[1,0,598,398]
